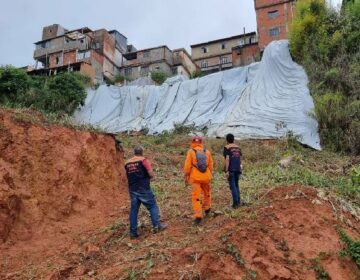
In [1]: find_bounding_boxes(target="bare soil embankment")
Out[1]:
[0,109,127,275]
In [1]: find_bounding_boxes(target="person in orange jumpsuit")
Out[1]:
[183,136,214,225]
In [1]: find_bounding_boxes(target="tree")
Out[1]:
[289,0,360,154]
[40,72,87,114]
[0,66,30,104]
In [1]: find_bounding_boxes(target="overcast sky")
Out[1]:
[0,0,257,67]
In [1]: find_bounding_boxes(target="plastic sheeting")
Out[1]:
[75,40,321,150]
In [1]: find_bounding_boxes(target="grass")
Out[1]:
[2,107,106,134]
[338,229,360,268]
[116,133,360,212]
[221,235,246,267]
[311,257,330,280]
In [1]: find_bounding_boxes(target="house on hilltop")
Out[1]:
[191,32,260,74]
[120,46,198,80]
[254,0,296,51]
[29,24,128,83]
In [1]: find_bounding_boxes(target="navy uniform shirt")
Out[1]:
[125,156,151,192]
[223,144,242,173]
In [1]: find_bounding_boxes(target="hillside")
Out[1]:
[0,108,359,279]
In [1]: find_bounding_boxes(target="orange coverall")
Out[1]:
[183,142,214,218]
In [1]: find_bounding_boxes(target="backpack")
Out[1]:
[192,149,208,173]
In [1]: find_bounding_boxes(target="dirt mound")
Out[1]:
[0,109,127,271]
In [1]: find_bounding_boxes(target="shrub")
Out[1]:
[40,72,87,114]
[114,74,130,84]
[290,0,360,154]
[172,123,196,135]
[0,66,31,104]
[151,71,168,85]
[0,67,88,115]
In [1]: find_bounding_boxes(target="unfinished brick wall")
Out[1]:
[63,51,76,65]
[255,0,295,50]
[232,44,260,67]
[48,52,63,68]
[80,63,96,80]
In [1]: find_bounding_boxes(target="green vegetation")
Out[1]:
[350,165,360,186]
[172,123,197,135]
[114,74,131,84]
[0,66,89,115]
[311,257,330,280]
[221,235,246,267]
[150,70,168,85]
[118,134,360,208]
[290,0,360,154]
[339,229,360,268]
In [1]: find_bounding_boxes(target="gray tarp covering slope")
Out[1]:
[74,40,321,150]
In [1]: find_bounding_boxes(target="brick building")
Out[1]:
[254,0,296,51]
[30,24,127,83]
[121,46,198,80]
[191,32,259,74]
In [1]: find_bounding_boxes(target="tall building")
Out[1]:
[254,0,296,51]
[30,24,127,83]
[191,32,259,74]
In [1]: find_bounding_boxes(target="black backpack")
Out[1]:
[192,149,208,173]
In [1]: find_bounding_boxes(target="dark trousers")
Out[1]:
[129,190,160,236]
[228,172,241,207]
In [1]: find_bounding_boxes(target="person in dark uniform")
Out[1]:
[124,145,167,239]
[223,134,242,208]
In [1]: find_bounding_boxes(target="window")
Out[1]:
[55,55,62,65]
[221,43,226,50]
[220,56,229,64]
[80,39,84,44]
[140,66,149,75]
[125,68,132,76]
[201,47,208,54]
[201,60,208,68]
[93,42,100,49]
[77,50,91,60]
[37,41,51,49]
[143,51,150,58]
[269,27,280,37]
[239,39,245,46]
[268,10,279,19]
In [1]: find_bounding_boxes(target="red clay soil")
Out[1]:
[96,186,358,280]
[25,185,357,280]
[0,109,359,280]
[0,109,127,275]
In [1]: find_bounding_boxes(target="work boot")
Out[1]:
[130,233,139,240]
[193,217,202,226]
[153,224,167,233]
